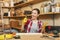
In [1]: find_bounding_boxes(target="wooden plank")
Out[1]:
[40,12,60,15]
[0,12,60,18]
[2,7,15,9]
[15,0,48,8]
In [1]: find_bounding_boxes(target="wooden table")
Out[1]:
[6,33,60,40]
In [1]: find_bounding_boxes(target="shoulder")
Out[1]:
[27,19,31,22]
[25,19,31,25]
[26,19,31,23]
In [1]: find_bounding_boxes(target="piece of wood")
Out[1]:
[2,7,15,9]
[0,12,60,18]
[6,34,60,40]
[15,0,48,8]
[40,12,60,15]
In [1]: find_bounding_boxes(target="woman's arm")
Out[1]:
[23,19,31,33]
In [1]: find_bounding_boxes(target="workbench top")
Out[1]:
[6,33,60,40]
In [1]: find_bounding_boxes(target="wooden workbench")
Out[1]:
[6,33,60,40]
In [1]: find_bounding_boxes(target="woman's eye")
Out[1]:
[32,12,37,14]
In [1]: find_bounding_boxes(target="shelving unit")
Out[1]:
[14,0,49,8]
[2,7,22,30]
[1,0,60,33]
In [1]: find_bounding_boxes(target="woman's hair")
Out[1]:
[32,8,40,14]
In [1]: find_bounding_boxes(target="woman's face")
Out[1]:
[31,10,38,20]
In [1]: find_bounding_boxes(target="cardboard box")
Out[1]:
[10,21,19,27]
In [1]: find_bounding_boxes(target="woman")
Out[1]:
[24,8,43,33]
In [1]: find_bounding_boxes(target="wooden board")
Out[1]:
[15,0,48,8]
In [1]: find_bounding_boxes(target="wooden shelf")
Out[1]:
[2,7,15,9]
[40,12,54,15]
[40,12,60,15]
[3,16,25,18]
[0,12,60,18]
[15,0,48,8]
[12,27,21,30]
[0,1,4,2]
[0,15,31,18]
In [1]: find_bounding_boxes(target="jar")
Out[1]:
[4,2,9,7]
[43,3,50,13]
[10,0,14,7]
[40,4,44,13]
[44,6,50,13]
[55,3,60,13]
[10,9,14,16]
[52,6,56,12]
[8,11,10,16]
[55,7,60,13]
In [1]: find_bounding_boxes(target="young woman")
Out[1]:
[24,8,43,33]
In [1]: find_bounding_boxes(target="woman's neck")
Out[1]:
[31,18,38,23]
[32,18,37,20]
